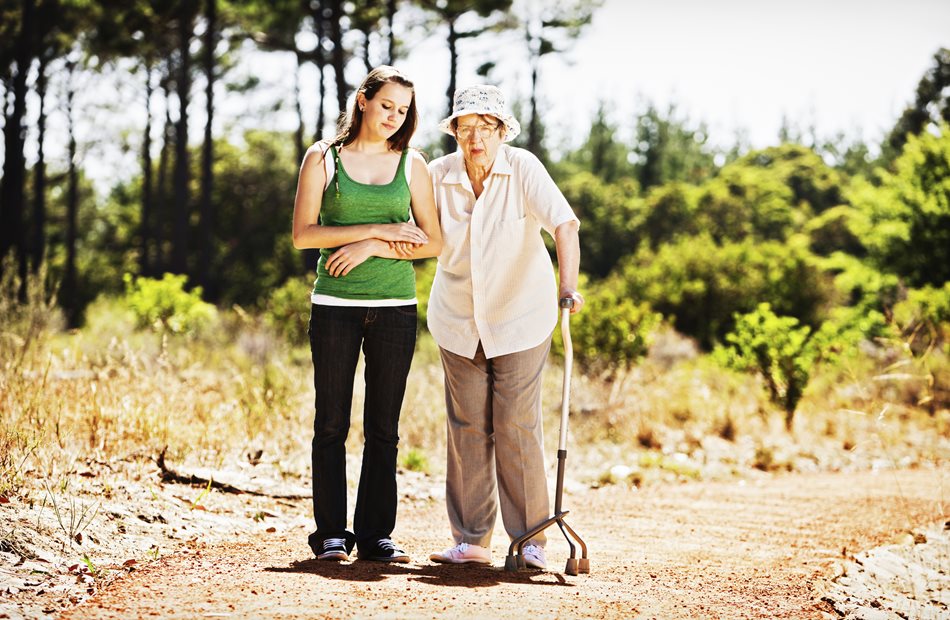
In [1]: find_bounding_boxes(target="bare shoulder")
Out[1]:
[408,149,432,178]
[304,141,333,164]
[407,148,429,166]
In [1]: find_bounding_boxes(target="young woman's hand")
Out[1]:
[325,240,378,277]
[376,223,428,244]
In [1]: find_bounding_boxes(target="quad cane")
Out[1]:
[505,297,590,575]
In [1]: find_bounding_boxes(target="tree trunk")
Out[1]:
[31,55,48,273]
[442,18,458,155]
[386,0,396,63]
[294,55,305,164]
[141,61,154,276]
[63,59,80,328]
[315,11,327,141]
[0,0,34,282]
[304,4,327,275]
[171,8,193,276]
[327,0,348,117]
[528,59,540,156]
[155,75,174,275]
[198,0,216,296]
[361,28,371,73]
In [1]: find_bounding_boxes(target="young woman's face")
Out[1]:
[360,82,413,140]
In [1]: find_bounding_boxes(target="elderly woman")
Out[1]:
[426,85,583,570]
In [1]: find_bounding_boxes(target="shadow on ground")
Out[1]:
[265,558,574,588]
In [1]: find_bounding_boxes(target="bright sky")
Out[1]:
[13,0,949,193]
[400,0,950,153]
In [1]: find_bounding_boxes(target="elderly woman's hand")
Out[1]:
[559,288,585,314]
[376,222,428,245]
[387,240,424,257]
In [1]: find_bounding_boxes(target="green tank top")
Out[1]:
[311,146,415,301]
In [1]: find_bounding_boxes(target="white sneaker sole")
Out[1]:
[429,554,491,565]
[317,551,348,561]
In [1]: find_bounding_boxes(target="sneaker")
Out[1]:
[317,537,348,561]
[357,538,410,563]
[429,542,491,565]
[522,544,546,569]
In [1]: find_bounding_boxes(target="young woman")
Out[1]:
[291,66,441,563]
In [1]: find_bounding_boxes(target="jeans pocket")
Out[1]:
[391,304,418,318]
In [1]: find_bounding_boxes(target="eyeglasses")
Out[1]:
[455,124,499,140]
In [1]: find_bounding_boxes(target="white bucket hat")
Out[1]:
[438,84,521,143]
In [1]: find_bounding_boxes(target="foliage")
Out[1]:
[630,103,718,190]
[820,252,901,316]
[207,132,302,305]
[123,273,217,335]
[694,163,797,242]
[715,298,892,429]
[559,103,632,184]
[850,124,950,288]
[562,275,662,373]
[892,282,950,355]
[804,205,865,256]
[714,303,822,429]
[735,144,845,214]
[0,255,61,368]
[413,258,437,333]
[262,276,312,344]
[883,47,950,163]
[637,182,697,249]
[557,170,642,277]
[617,234,833,349]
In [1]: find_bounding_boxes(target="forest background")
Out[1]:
[0,1,949,611]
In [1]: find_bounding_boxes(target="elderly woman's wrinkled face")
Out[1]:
[454,114,505,171]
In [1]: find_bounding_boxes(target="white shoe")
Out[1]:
[429,542,491,564]
[522,544,546,569]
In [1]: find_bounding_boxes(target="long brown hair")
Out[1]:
[330,65,418,152]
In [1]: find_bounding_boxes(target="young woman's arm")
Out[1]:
[324,152,443,277]
[292,145,429,250]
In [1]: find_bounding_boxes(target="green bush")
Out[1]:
[714,301,885,430]
[414,258,437,333]
[893,282,950,355]
[618,234,832,349]
[262,277,313,343]
[821,252,901,313]
[714,303,822,430]
[558,276,662,373]
[123,273,217,335]
[849,124,950,288]
[805,205,866,256]
[559,171,643,277]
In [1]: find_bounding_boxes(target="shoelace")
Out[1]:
[323,537,346,550]
[377,538,398,552]
[454,542,470,555]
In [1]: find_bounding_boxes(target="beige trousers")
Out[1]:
[439,338,552,548]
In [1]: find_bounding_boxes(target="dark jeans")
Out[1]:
[307,303,417,556]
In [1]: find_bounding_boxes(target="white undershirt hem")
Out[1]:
[310,294,417,307]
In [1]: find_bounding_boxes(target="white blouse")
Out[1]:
[426,144,579,359]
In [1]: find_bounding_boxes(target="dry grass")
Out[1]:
[1,284,947,500]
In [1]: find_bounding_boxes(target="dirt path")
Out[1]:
[58,468,945,619]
